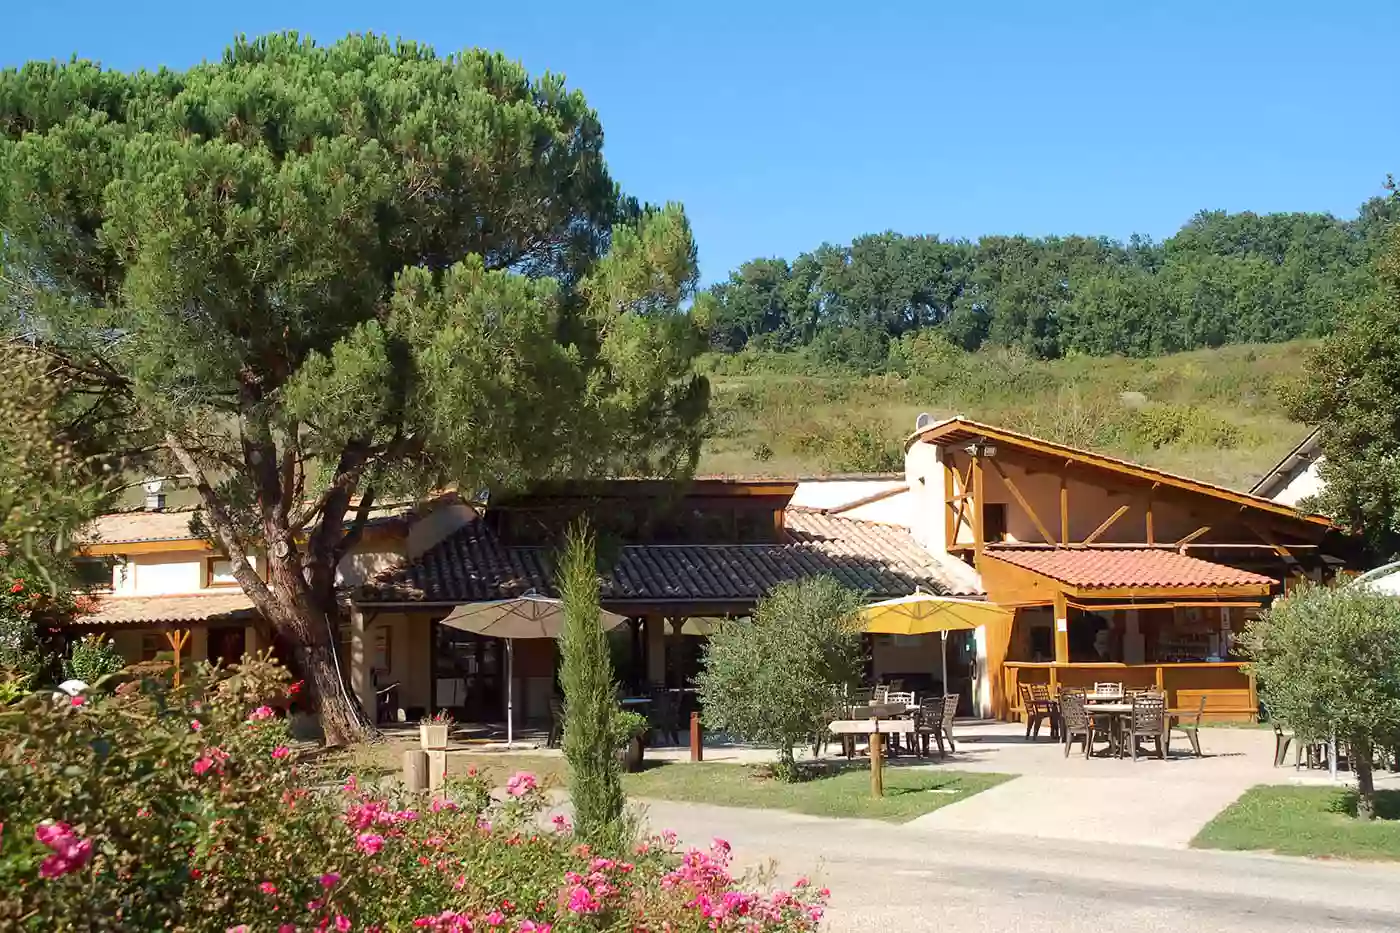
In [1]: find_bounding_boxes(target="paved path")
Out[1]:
[635,797,1400,933]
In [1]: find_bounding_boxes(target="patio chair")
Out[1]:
[940,693,958,753]
[1127,693,1167,761]
[646,687,681,746]
[1167,695,1206,757]
[1092,682,1124,698]
[1059,690,1101,758]
[872,685,890,704]
[885,691,917,708]
[813,684,849,758]
[850,687,875,707]
[1022,683,1059,741]
[547,696,565,749]
[914,696,948,759]
[1271,721,1293,767]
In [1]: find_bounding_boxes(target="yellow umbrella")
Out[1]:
[859,593,1012,693]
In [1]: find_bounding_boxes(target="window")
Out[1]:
[982,503,1008,542]
[72,558,113,592]
[140,633,165,662]
[207,558,239,587]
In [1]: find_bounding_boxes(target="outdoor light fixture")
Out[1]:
[964,439,998,458]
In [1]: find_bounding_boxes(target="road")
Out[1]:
[637,798,1400,932]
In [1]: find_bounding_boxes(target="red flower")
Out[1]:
[69,696,85,708]
[288,681,304,697]
[10,580,23,593]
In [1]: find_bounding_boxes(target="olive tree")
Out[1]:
[696,576,865,781]
[0,35,711,743]
[1242,583,1400,820]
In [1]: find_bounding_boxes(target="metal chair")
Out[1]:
[1127,693,1167,761]
[646,687,681,746]
[940,693,958,753]
[872,684,891,704]
[1021,683,1059,740]
[885,691,917,708]
[1168,695,1206,757]
[547,695,565,748]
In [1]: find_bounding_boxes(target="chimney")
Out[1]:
[143,478,166,512]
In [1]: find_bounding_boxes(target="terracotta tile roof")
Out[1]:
[983,545,1276,590]
[73,592,257,627]
[362,512,982,605]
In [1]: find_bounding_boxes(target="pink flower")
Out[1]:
[280,926,298,933]
[193,757,215,776]
[34,821,72,848]
[516,922,551,933]
[227,927,250,933]
[356,832,385,855]
[485,912,504,927]
[551,814,571,833]
[505,771,537,797]
[334,916,351,932]
[260,881,278,895]
[69,695,84,708]
[794,876,809,888]
[565,885,600,914]
[249,705,275,721]
[271,746,291,760]
[319,872,341,889]
[34,820,93,879]
[429,796,457,814]
[190,720,203,732]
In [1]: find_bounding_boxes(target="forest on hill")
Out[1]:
[706,197,1399,364]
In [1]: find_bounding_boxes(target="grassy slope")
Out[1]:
[698,341,1316,491]
[1193,786,1400,860]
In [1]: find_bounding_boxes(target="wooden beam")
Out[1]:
[1145,485,1156,546]
[1175,525,1212,549]
[1059,474,1069,546]
[1082,505,1130,545]
[829,483,910,515]
[990,460,1056,545]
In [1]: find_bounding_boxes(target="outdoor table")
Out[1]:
[1085,702,1132,757]
[620,697,653,708]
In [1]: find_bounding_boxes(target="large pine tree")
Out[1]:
[0,34,710,743]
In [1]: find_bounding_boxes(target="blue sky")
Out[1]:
[5,2,1396,283]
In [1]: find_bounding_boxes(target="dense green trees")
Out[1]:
[0,34,710,743]
[709,201,1396,360]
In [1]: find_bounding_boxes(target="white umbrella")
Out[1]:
[438,593,627,746]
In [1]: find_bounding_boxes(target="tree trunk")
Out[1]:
[264,551,376,747]
[1354,737,1376,821]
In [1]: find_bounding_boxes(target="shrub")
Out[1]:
[557,522,628,846]
[62,633,126,685]
[0,656,827,931]
[1242,584,1400,820]
[697,576,865,780]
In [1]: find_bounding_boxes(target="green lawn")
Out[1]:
[1193,786,1400,860]
[624,761,1011,823]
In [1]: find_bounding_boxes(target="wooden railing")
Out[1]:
[1003,661,1258,722]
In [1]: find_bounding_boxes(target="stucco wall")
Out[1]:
[1271,457,1324,508]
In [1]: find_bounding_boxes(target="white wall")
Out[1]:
[1271,457,1324,508]
[904,441,947,553]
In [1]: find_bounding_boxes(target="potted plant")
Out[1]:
[613,709,649,773]
[420,709,454,749]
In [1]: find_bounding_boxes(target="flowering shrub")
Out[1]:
[0,658,827,931]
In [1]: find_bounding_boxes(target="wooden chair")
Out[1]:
[1168,696,1206,757]
[914,696,948,758]
[1127,693,1167,761]
[1059,690,1102,758]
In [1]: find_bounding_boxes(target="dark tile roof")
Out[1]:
[360,510,981,606]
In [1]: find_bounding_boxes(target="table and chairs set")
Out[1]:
[1020,682,1207,760]
[824,682,960,760]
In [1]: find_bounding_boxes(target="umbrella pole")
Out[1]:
[941,631,949,697]
[506,639,515,748]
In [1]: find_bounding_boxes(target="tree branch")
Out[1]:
[164,432,276,608]
[333,483,378,566]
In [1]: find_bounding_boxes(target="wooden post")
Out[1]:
[1247,669,1259,722]
[1059,474,1069,545]
[870,728,884,798]
[690,711,703,762]
[165,628,191,686]
[403,749,428,791]
[971,455,985,558]
[1052,592,1070,665]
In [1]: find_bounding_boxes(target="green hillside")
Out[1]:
[697,340,1314,490]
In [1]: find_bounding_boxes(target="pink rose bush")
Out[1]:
[0,656,827,931]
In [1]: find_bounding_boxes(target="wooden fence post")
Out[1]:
[689,711,703,762]
[403,749,428,792]
[870,727,885,798]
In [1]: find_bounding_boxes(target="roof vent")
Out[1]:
[915,412,936,432]
[143,478,166,512]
